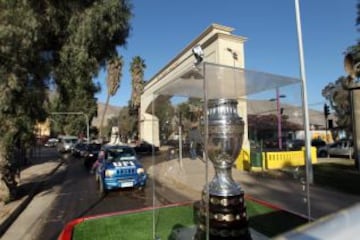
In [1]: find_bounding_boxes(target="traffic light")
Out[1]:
[324,103,330,118]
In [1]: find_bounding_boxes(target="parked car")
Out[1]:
[318,139,353,158]
[83,143,102,169]
[95,145,147,195]
[133,140,159,155]
[57,136,78,153]
[285,138,327,156]
[44,138,59,147]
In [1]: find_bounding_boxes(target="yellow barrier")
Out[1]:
[236,147,317,171]
[235,148,251,171]
[264,147,317,169]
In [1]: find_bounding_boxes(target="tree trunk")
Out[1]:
[99,93,111,141]
[0,150,17,203]
[137,109,141,140]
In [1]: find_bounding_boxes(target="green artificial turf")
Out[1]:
[73,200,307,240]
[73,206,194,240]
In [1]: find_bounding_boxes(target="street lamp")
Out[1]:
[269,88,286,149]
[294,0,313,221]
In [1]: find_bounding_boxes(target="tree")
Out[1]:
[153,97,175,141]
[130,56,146,137]
[322,76,353,134]
[119,106,137,141]
[320,2,360,136]
[178,98,203,123]
[0,0,132,201]
[247,113,302,147]
[99,56,123,140]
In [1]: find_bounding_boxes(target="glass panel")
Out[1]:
[155,62,299,99]
[247,83,312,207]
[152,95,204,239]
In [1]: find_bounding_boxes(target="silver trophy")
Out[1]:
[194,98,250,240]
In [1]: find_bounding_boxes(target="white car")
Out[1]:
[44,138,59,147]
[318,139,353,158]
[57,136,78,153]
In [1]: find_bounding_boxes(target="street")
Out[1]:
[2,147,187,240]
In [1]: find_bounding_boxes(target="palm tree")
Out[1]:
[130,56,146,139]
[99,55,123,140]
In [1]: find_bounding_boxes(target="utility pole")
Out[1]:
[295,0,313,222]
[276,88,282,149]
[270,88,286,149]
[178,112,183,169]
[323,103,330,142]
[324,103,330,158]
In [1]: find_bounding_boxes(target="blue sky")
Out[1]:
[94,0,358,110]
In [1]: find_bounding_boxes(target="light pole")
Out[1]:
[51,112,90,143]
[270,88,286,149]
[295,0,313,222]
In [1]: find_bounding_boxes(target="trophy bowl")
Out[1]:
[206,98,244,196]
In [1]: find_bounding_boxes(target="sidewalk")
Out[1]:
[150,156,360,220]
[0,148,63,237]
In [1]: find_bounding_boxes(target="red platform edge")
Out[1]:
[57,196,312,240]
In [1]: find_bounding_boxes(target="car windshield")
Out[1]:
[107,147,136,162]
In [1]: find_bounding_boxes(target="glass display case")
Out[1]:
[151,62,311,239]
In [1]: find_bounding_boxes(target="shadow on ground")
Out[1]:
[249,210,308,238]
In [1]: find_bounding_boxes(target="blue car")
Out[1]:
[95,145,147,195]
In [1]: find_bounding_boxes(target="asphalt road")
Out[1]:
[9,148,183,240]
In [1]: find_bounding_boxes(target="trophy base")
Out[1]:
[193,192,252,240]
